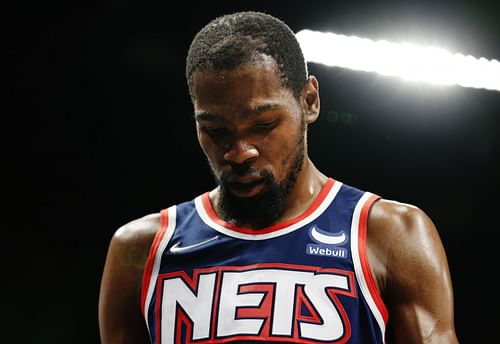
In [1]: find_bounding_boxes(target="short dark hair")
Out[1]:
[186,11,308,99]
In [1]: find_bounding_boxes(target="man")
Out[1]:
[99,11,459,344]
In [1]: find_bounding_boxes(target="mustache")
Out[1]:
[220,163,257,178]
[219,167,272,185]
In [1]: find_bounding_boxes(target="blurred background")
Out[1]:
[4,0,499,342]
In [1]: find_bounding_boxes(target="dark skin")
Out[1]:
[99,57,459,343]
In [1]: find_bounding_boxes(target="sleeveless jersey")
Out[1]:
[141,178,388,343]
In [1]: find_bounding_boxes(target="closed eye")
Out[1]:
[202,126,228,137]
[253,120,278,131]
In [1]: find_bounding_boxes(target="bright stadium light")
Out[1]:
[296,29,500,92]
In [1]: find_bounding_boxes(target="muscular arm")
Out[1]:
[98,213,160,344]
[367,199,459,344]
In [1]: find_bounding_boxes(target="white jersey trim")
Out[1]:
[143,206,177,335]
[194,181,342,240]
[350,192,386,342]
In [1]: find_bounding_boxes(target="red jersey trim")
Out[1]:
[141,208,170,318]
[200,178,336,235]
[358,195,389,323]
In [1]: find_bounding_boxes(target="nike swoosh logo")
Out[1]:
[169,235,219,254]
[309,226,346,245]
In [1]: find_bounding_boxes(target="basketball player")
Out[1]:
[98,11,459,343]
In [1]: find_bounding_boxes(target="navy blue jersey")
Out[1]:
[141,178,388,343]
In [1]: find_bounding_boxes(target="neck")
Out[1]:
[277,158,328,223]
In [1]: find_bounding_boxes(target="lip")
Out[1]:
[230,176,262,183]
[227,179,264,198]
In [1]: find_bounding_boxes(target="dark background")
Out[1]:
[4,0,499,342]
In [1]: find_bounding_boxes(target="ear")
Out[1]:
[302,75,320,124]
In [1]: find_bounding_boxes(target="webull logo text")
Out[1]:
[306,244,347,258]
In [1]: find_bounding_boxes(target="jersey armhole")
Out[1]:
[140,208,170,317]
[358,194,389,323]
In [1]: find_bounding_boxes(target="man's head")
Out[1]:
[186,11,308,99]
[186,11,320,228]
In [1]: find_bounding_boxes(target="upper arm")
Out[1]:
[98,213,160,344]
[368,200,459,344]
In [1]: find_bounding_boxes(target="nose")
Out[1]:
[223,140,259,165]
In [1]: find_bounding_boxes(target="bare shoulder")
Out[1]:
[110,212,162,269]
[367,200,458,342]
[366,199,448,292]
[99,212,162,343]
[114,212,161,244]
[368,198,443,249]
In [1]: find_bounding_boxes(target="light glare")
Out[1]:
[296,29,500,92]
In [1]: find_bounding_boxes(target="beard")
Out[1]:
[214,127,305,229]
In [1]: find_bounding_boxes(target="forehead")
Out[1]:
[191,60,296,117]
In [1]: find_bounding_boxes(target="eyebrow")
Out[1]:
[194,103,282,121]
